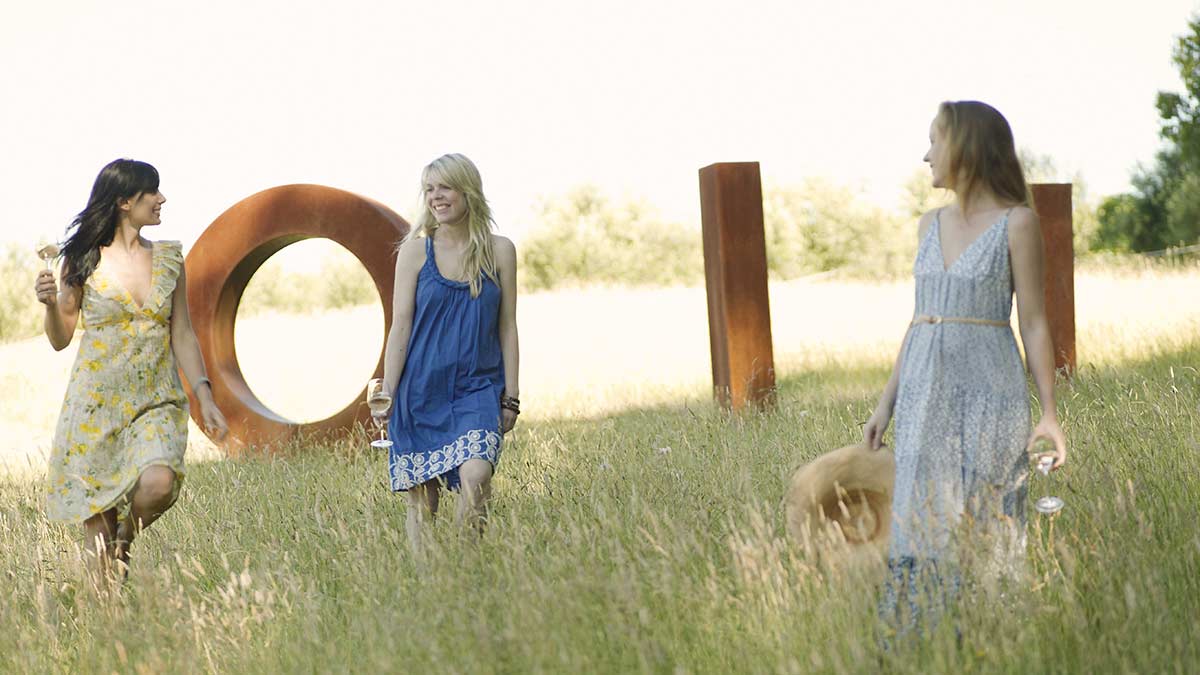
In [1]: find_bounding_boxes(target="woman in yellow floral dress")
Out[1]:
[34,159,227,576]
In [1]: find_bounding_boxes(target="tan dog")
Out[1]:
[783,443,895,565]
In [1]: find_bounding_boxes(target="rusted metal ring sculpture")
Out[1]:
[184,184,409,453]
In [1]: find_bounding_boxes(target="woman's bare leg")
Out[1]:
[405,480,440,554]
[82,509,119,576]
[455,459,493,536]
[115,466,179,570]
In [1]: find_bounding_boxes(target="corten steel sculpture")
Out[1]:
[183,184,410,453]
[699,162,776,410]
[1030,183,1075,374]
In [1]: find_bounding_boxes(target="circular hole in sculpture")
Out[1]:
[234,238,384,423]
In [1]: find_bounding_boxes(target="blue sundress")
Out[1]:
[387,237,505,492]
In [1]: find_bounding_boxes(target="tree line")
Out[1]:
[1095,14,1200,253]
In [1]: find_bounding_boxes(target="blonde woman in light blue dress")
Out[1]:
[863,101,1068,634]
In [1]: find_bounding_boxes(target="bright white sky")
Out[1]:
[2,0,1197,256]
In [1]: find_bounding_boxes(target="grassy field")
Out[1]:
[1,268,1198,672]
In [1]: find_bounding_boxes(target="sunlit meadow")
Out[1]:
[1,261,1198,673]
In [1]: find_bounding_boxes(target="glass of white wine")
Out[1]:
[1032,439,1064,515]
[36,239,59,270]
[366,378,393,449]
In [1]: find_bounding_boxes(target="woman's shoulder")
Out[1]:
[1006,204,1038,224]
[1004,205,1044,263]
[916,207,943,241]
[490,234,516,258]
[489,234,513,265]
[1005,205,1040,238]
[396,234,428,266]
[151,239,184,261]
[397,233,426,252]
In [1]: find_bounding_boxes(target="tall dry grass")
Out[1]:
[0,339,1196,673]
[0,264,1198,672]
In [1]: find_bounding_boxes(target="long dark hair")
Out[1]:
[60,159,160,288]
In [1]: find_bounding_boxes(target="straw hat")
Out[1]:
[783,443,895,563]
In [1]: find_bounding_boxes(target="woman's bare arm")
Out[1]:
[1009,207,1067,467]
[382,239,425,395]
[36,264,82,351]
[494,236,520,433]
[170,265,228,440]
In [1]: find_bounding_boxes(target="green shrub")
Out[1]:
[763,179,915,279]
[238,256,379,316]
[0,243,45,344]
[519,186,704,291]
[520,182,924,292]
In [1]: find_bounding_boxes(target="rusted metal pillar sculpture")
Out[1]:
[699,162,776,410]
[183,184,410,453]
[1030,183,1075,374]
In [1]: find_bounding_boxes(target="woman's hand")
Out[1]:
[863,404,893,450]
[1026,415,1067,471]
[35,269,58,306]
[197,391,229,441]
[500,409,517,434]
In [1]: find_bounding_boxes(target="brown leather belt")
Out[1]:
[911,314,1008,327]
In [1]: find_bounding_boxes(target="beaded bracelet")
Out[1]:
[500,395,520,415]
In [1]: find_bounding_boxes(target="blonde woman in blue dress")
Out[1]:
[34,159,227,577]
[862,102,1068,630]
[382,154,519,551]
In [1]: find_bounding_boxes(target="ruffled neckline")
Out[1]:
[424,238,472,289]
[89,240,183,314]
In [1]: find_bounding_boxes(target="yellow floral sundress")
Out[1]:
[47,240,189,523]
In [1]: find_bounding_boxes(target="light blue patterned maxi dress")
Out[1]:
[882,208,1031,627]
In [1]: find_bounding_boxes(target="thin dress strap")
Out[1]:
[930,206,945,243]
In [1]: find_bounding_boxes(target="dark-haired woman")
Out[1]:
[34,159,227,576]
[862,102,1067,633]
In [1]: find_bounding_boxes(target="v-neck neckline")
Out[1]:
[935,209,1008,272]
[97,241,157,311]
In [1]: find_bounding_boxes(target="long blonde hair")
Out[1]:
[407,153,498,297]
[936,101,1032,213]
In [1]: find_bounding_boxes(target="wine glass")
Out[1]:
[366,378,392,449]
[36,238,59,270]
[1032,439,1064,515]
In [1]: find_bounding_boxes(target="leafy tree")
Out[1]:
[1166,172,1200,246]
[1157,16,1200,175]
[1094,151,1182,251]
[1096,15,1200,251]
